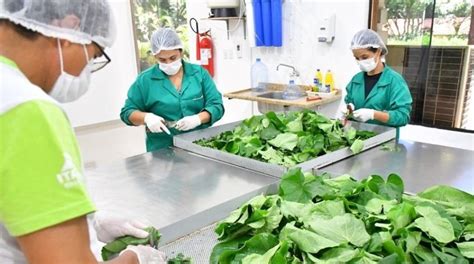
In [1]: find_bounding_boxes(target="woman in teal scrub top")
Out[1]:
[341,29,412,134]
[120,28,224,152]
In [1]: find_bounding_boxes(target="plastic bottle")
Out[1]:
[251,58,268,92]
[314,69,324,92]
[312,78,319,92]
[325,70,335,92]
[283,80,304,100]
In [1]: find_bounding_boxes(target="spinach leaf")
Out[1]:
[268,133,298,151]
[456,242,474,259]
[307,213,371,247]
[101,227,161,261]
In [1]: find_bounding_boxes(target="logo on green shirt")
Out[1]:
[56,153,83,189]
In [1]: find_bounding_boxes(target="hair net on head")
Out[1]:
[0,0,116,48]
[150,28,183,55]
[351,29,388,55]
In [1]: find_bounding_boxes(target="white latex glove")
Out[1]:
[336,103,354,120]
[121,245,167,264]
[93,213,149,243]
[144,113,170,135]
[175,114,201,131]
[353,108,375,122]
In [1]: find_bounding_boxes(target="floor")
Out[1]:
[76,121,474,168]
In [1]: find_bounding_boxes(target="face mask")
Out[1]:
[49,39,92,103]
[357,56,378,73]
[159,58,182,76]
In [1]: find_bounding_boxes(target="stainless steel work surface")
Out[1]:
[319,140,474,194]
[174,120,396,177]
[85,148,278,245]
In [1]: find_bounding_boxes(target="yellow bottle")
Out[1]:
[314,69,323,92]
[325,70,335,92]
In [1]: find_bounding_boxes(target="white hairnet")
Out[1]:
[0,0,116,48]
[150,28,183,55]
[351,29,388,55]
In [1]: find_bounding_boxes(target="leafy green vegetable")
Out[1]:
[167,253,191,264]
[268,133,298,151]
[457,242,474,259]
[195,110,376,167]
[210,168,474,263]
[414,205,456,243]
[101,227,161,261]
[350,139,365,154]
[307,213,371,247]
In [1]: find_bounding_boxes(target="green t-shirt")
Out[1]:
[0,57,95,237]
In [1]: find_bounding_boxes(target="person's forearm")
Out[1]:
[129,111,147,126]
[198,111,211,124]
[102,250,138,264]
[374,110,389,123]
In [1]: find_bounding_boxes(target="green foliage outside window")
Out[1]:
[131,0,188,72]
[385,0,471,46]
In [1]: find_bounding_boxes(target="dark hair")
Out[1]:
[367,47,379,53]
[0,19,39,40]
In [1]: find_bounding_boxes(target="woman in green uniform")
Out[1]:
[120,28,224,152]
[341,29,412,135]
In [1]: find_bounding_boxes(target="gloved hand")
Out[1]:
[144,113,170,135]
[93,213,149,243]
[121,245,167,264]
[175,114,201,131]
[353,108,375,122]
[336,103,354,120]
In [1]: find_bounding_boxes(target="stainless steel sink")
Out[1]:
[256,91,304,100]
[255,91,305,113]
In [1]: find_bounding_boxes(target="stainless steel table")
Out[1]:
[85,148,278,245]
[319,140,474,194]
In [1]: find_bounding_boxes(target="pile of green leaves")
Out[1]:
[195,110,376,167]
[210,168,474,263]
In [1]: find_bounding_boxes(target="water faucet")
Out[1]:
[276,63,300,77]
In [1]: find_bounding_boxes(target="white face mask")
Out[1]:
[357,52,377,72]
[357,56,378,73]
[159,59,182,76]
[49,39,92,103]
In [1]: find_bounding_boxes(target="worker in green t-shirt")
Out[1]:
[0,1,164,263]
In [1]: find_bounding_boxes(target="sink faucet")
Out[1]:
[276,63,300,77]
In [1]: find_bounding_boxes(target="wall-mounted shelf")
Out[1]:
[203,16,246,40]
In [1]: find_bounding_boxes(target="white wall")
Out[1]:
[187,0,370,123]
[62,0,138,127]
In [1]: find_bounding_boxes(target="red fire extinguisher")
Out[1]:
[190,18,214,77]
